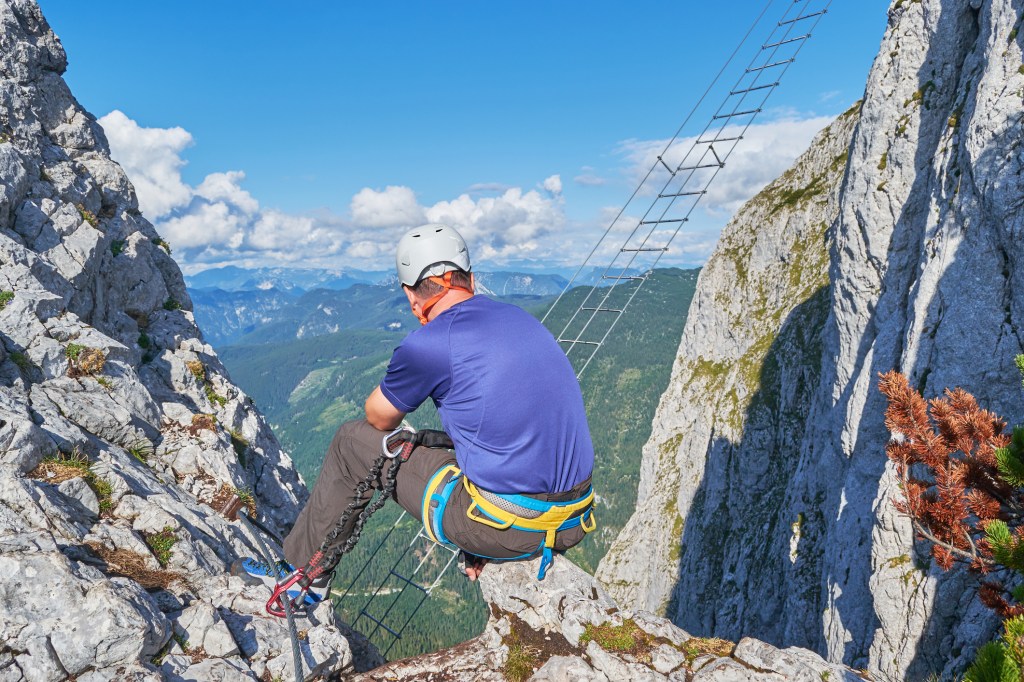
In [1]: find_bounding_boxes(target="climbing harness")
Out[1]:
[420,464,597,579]
[266,425,453,618]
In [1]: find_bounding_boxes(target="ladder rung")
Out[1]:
[581,307,624,312]
[640,218,687,225]
[712,109,761,120]
[678,163,722,171]
[779,10,826,26]
[696,136,743,144]
[359,610,402,639]
[762,34,810,49]
[657,155,674,173]
[747,59,794,73]
[601,275,646,281]
[730,82,778,95]
[558,339,601,346]
[388,569,428,594]
[621,247,668,252]
[658,190,706,198]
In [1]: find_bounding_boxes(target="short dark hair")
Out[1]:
[407,268,472,298]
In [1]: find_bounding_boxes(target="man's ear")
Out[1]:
[402,285,422,316]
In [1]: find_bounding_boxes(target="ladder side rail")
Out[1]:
[541,0,780,325]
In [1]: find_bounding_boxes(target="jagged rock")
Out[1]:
[0,1,353,679]
[173,602,239,658]
[529,655,608,681]
[56,475,99,516]
[599,0,1019,678]
[356,557,862,681]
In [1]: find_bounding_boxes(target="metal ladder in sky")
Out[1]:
[335,0,832,657]
[543,0,833,378]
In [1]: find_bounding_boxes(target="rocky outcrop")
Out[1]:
[355,557,863,682]
[0,1,366,679]
[599,0,1024,679]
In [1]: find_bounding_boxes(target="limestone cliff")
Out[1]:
[598,0,1024,679]
[0,1,883,681]
[0,1,362,679]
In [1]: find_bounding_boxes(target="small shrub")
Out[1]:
[110,240,125,257]
[144,526,177,568]
[579,620,654,660]
[0,290,13,309]
[127,439,154,464]
[137,333,151,349]
[29,449,115,514]
[66,344,106,377]
[503,640,539,682]
[681,636,734,663]
[234,486,256,515]
[186,360,205,382]
[163,299,182,311]
[76,204,98,228]
[96,376,113,390]
[189,413,217,435]
[205,385,227,407]
[153,238,172,255]
[9,352,31,372]
[65,343,85,362]
[878,152,888,171]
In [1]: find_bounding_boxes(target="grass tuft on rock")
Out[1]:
[144,526,177,568]
[579,619,655,661]
[28,448,115,514]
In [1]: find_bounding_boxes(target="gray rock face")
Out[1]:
[0,1,358,679]
[352,557,861,682]
[598,0,1022,679]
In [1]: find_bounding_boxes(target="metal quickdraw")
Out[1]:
[265,424,454,618]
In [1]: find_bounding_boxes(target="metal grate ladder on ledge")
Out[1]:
[337,511,460,658]
[542,0,833,379]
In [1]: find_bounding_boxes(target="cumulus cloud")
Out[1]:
[99,111,568,269]
[98,110,193,218]
[616,114,833,214]
[349,185,427,228]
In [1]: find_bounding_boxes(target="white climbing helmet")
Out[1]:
[395,224,472,286]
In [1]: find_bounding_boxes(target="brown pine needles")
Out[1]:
[878,370,1023,615]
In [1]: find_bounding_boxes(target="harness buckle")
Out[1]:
[383,425,417,459]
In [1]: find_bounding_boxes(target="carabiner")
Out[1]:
[382,424,416,459]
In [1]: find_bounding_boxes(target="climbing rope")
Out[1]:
[237,514,305,682]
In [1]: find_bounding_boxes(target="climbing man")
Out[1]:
[234,223,596,606]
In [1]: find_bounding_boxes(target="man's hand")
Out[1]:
[365,386,405,431]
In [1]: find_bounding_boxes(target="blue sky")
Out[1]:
[39,1,891,273]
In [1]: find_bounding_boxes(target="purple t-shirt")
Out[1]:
[379,296,594,494]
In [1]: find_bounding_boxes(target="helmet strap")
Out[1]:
[415,271,472,325]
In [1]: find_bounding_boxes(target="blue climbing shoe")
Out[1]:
[230,557,332,608]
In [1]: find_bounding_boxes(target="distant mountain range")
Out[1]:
[188,268,630,347]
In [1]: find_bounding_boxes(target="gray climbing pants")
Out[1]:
[283,419,589,569]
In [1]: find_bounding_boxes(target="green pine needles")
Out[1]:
[965,616,1024,682]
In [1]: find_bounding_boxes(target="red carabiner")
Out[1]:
[266,569,310,618]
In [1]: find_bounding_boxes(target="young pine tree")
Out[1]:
[878,357,1024,681]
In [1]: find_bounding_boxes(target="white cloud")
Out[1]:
[98,110,193,219]
[99,111,569,269]
[616,114,833,214]
[100,108,835,273]
[574,167,607,187]
[349,185,427,229]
